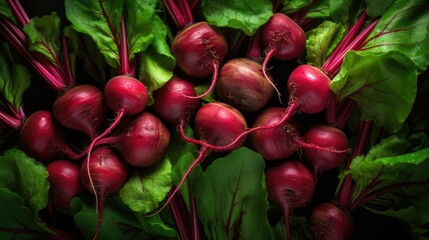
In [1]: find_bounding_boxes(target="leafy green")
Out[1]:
[280,0,312,14]
[63,25,79,79]
[305,20,345,67]
[347,135,429,239]
[71,197,176,240]
[0,0,16,23]
[202,0,273,35]
[329,0,364,27]
[330,51,417,133]
[65,0,123,67]
[361,0,429,73]
[0,44,31,113]
[0,148,50,215]
[0,148,53,238]
[125,0,158,60]
[193,147,273,240]
[138,14,175,105]
[364,0,395,17]
[273,216,312,240]
[23,13,61,65]
[119,157,172,214]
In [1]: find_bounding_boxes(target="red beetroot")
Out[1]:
[152,76,201,124]
[265,160,315,240]
[310,202,354,240]
[251,108,300,160]
[53,84,108,139]
[302,124,350,174]
[96,112,171,167]
[18,110,81,162]
[171,22,228,99]
[216,58,274,113]
[80,147,129,240]
[46,160,84,209]
[261,13,306,96]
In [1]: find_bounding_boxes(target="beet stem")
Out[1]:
[119,18,130,75]
[6,0,30,26]
[180,61,219,99]
[146,147,209,217]
[0,111,23,130]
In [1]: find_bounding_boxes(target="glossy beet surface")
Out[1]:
[194,102,247,149]
[310,202,354,240]
[216,58,274,113]
[53,84,108,138]
[171,22,228,78]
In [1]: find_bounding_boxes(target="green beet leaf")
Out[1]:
[0,0,16,24]
[347,136,429,239]
[280,0,312,14]
[364,0,395,17]
[119,156,172,214]
[0,189,55,239]
[329,0,364,27]
[273,216,312,240]
[65,0,123,68]
[125,0,158,60]
[202,0,273,35]
[0,44,31,113]
[305,20,345,67]
[168,126,202,205]
[138,14,175,105]
[361,0,429,73]
[330,51,417,133]
[23,12,61,65]
[71,196,176,240]
[193,147,273,240]
[0,148,50,216]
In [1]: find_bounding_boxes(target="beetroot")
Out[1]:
[152,76,202,124]
[171,22,228,98]
[266,160,315,240]
[216,58,275,113]
[251,107,300,160]
[302,124,350,174]
[310,202,354,240]
[80,147,129,240]
[95,112,171,167]
[53,84,108,139]
[46,160,84,209]
[18,110,81,162]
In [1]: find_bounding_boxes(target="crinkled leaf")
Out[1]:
[71,197,176,239]
[119,157,172,214]
[138,14,175,105]
[361,0,429,73]
[193,147,274,240]
[23,13,61,65]
[0,44,31,112]
[330,51,417,133]
[202,0,273,35]
[125,0,157,60]
[65,0,123,68]
[347,142,429,239]
[305,20,345,67]
[0,189,55,239]
[280,0,312,14]
[0,148,50,215]
[364,0,395,17]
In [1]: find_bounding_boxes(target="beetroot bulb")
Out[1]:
[265,160,315,240]
[94,111,170,168]
[302,124,350,175]
[152,76,202,125]
[80,147,129,240]
[149,102,248,216]
[310,202,354,240]
[46,160,85,209]
[261,13,306,97]
[215,58,275,113]
[53,84,108,139]
[18,110,83,163]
